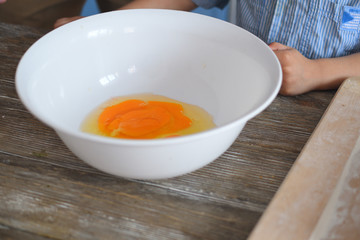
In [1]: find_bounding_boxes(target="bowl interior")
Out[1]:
[16,10,281,135]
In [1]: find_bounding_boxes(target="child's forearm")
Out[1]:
[314,52,360,91]
[119,0,197,11]
[54,0,197,29]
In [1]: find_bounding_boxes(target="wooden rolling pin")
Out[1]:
[249,77,360,240]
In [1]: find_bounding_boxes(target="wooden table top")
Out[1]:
[0,22,335,240]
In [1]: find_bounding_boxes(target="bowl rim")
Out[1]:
[15,9,282,146]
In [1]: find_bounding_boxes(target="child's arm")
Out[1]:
[54,0,197,28]
[269,42,360,96]
[120,0,197,11]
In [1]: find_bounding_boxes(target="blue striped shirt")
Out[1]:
[192,0,360,59]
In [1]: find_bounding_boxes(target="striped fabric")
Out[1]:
[192,0,360,59]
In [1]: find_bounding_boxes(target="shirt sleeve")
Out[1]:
[192,0,229,9]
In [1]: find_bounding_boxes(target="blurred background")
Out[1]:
[81,0,230,21]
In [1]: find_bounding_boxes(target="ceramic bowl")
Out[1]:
[16,9,281,179]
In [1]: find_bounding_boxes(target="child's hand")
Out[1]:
[54,16,84,29]
[269,42,320,96]
[0,0,7,4]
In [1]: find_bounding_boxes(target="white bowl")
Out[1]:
[16,9,281,179]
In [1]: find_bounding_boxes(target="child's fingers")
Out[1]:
[54,16,83,29]
[268,42,291,51]
[54,18,70,29]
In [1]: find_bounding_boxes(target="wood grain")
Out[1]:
[249,77,360,240]
[310,134,360,240]
[0,22,335,240]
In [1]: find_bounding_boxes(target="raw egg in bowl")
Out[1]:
[16,9,281,179]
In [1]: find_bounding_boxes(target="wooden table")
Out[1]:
[0,22,335,240]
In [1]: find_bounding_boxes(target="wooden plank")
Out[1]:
[0,224,53,240]
[309,135,360,240]
[0,152,260,240]
[249,77,360,240]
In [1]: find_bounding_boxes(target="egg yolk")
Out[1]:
[98,99,192,139]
